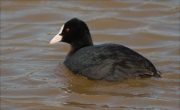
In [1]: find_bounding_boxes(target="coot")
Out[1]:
[50,18,161,81]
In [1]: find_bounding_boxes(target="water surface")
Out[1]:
[1,0,179,110]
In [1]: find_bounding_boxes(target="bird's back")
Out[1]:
[64,43,161,81]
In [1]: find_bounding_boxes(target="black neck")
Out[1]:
[66,35,93,58]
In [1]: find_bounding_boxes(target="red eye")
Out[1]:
[65,28,69,32]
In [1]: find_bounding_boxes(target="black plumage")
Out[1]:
[50,18,161,81]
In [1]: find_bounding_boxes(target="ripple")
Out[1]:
[1,0,179,110]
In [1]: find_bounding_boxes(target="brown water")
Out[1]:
[1,0,179,110]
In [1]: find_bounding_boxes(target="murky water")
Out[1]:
[1,0,179,110]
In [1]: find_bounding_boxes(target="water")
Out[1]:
[1,0,179,110]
